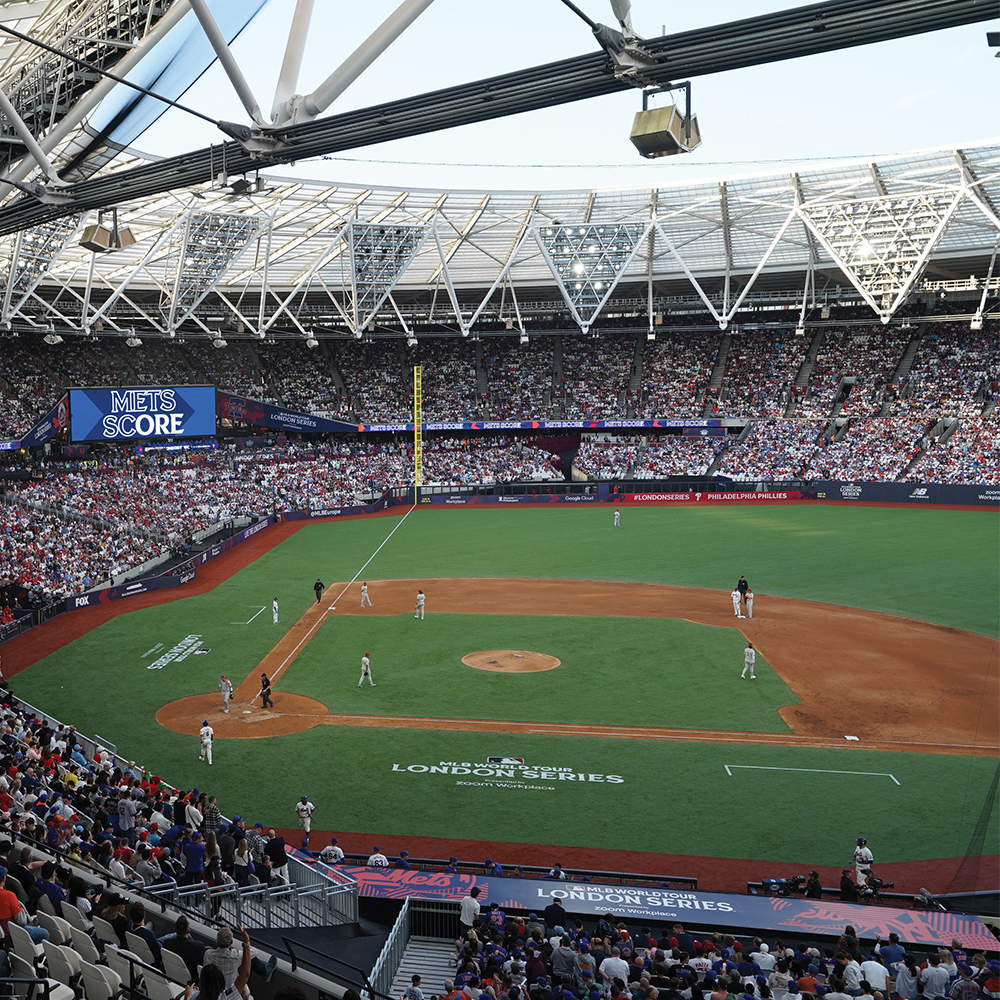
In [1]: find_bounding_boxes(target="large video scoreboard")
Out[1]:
[69,386,217,442]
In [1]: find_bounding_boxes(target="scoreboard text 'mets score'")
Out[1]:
[69,386,217,442]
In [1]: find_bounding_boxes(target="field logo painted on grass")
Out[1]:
[147,634,205,669]
[391,759,625,789]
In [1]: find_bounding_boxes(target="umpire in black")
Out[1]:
[314,578,324,603]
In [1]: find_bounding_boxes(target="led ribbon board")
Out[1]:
[69,386,217,442]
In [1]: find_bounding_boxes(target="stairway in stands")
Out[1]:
[388,938,457,998]
[785,330,825,416]
[702,332,731,416]
[626,332,645,416]
[878,327,923,415]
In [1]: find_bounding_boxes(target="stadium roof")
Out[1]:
[4,141,997,338]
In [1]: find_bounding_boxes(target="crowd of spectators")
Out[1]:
[632,436,727,478]
[573,439,640,479]
[412,340,482,421]
[562,337,631,420]
[796,328,908,418]
[635,332,717,418]
[716,331,806,418]
[333,341,411,422]
[485,340,556,420]
[0,339,62,438]
[804,417,929,482]
[890,326,995,418]
[715,422,824,481]
[254,342,342,416]
[904,416,1000,485]
[0,502,163,603]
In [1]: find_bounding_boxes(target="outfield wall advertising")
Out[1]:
[322,865,996,949]
[358,419,723,432]
[70,386,217,442]
[814,481,999,505]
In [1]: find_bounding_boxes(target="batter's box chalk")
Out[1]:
[844,735,859,740]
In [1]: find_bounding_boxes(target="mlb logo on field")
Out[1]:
[488,756,524,765]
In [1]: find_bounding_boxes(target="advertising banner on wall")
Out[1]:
[217,391,357,435]
[625,491,805,503]
[325,865,995,950]
[70,386,217,442]
[20,395,69,447]
[358,419,723,433]
[814,481,999,506]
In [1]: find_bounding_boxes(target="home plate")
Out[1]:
[243,710,253,714]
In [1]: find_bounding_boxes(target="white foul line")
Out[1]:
[231,606,266,625]
[269,505,417,683]
[724,764,900,785]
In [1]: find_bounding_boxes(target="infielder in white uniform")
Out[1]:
[199,720,214,764]
[219,674,234,714]
[414,589,425,620]
[732,589,744,617]
[613,509,620,526]
[295,795,315,847]
[360,582,373,607]
[853,837,874,885]
[272,597,279,624]
[359,653,375,687]
[741,642,756,679]
[745,589,754,618]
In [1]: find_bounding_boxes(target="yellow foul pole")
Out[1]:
[413,365,423,499]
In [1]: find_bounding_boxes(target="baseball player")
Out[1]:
[745,589,754,618]
[199,720,214,764]
[361,582,373,607]
[272,597,279,624]
[741,641,756,679]
[320,837,344,863]
[219,674,234,714]
[314,578,324,604]
[613,509,620,527]
[359,652,375,687]
[414,589,425,620]
[295,795,315,847]
[853,836,874,885]
[731,588,743,617]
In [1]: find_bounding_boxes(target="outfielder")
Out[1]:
[745,589,754,618]
[359,653,376,687]
[613,509,620,527]
[741,642,756,679]
[361,582,373,607]
[853,837,874,885]
[219,674,234,714]
[272,597,279,624]
[732,588,743,617]
[199,720,214,764]
[295,795,315,847]
[414,589,425,620]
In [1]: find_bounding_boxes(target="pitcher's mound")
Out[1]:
[462,650,561,673]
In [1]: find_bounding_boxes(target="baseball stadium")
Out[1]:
[0,3,998,1000]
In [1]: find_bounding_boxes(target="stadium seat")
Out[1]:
[160,949,193,985]
[69,926,102,966]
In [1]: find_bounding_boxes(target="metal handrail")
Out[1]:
[278,936,394,1000]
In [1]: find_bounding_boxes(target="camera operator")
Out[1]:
[839,870,858,903]
[805,871,822,898]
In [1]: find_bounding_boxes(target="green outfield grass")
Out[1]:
[11,502,998,866]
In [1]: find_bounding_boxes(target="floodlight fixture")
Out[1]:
[970,311,983,331]
[519,332,529,345]
[795,326,805,337]
[213,337,228,349]
[125,336,142,348]
[43,332,63,345]
[305,337,319,348]
[646,330,656,341]
[405,335,417,347]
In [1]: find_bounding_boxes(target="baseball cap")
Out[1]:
[373,845,380,852]
[301,796,308,802]
[0,865,7,880]
[203,720,208,726]
[813,988,826,997]
[232,816,242,822]
[400,850,410,857]
[255,822,263,829]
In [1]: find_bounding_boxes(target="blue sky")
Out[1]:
[136,0,998,191]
